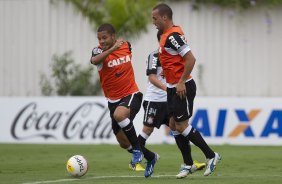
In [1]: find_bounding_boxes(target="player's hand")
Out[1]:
[160,71,165,79]
[112,39,124,51]
[176,82,186,99]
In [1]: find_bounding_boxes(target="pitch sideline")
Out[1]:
[22,175,176,184]
[22,174,282,184]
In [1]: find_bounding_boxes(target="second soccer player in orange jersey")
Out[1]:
[152,3,222,178]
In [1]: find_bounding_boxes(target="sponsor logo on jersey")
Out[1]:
[168,35,181,49]
[151,56,158,69]
[108,55,131,68]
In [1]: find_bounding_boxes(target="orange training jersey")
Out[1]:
[91,42,139,100]
[159,26,192,84]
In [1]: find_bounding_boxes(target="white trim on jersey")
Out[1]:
[178,45,191,57]
[164,47,178,55]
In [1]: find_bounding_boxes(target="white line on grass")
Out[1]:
[22,175,176,184]
[22,174,282,184]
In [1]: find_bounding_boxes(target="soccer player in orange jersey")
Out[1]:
[152,4,221,178]
[139,30,205,177]
[90,23,158,177]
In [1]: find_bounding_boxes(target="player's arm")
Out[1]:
[167,32,196,99]
[179,51,195,84]
[90,39,124,65]
[148,74,167,91]
[177,51,196,98]
[146,51,167,91]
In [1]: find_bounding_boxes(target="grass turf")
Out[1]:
[0,144,281,184]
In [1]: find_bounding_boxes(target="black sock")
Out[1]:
[121,121,140,150]
[138,135,155,161]
[174,134,193,165]
[187,128,215,159]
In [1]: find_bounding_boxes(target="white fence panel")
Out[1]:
[1,1,282,96]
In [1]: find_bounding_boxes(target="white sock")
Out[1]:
[140,131,149,140]
[181,125,192,137]
[118,118,130,128]
[172,130,180,136]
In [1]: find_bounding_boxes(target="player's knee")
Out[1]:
[175,121,188,133]
[113,107,129,122]
[113,112,126,122]
[175,127,183,133]
[169,123,176,131]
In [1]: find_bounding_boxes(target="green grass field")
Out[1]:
[0,144,281,184]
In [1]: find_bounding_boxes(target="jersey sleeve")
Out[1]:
[146,51,159,76]
[91,47,103,69]
[165,32,191,57]
[92,47,103,57]
[127,41,132,52]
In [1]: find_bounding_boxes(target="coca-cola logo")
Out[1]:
[11,101,113,141]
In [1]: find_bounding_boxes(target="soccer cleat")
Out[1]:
[204,152,222,176]
[129,161,145,171]
[144,153,160,178]
[193,160,206,171]
[176,164,196,179]
[132,149,143,164]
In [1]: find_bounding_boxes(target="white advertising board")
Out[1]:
[0,97,281,145]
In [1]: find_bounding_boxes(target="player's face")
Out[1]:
[97,31,115,51]
[152,9,165,31]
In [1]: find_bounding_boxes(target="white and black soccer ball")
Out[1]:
[66,155,88,177]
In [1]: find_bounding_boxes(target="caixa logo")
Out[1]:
[191,109,282,138]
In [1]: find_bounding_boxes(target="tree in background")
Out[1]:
[40,52,101,96]
[65,0,157,38]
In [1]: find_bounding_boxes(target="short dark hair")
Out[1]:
[153,3,173,20]
[97,23,116,34]
[157,30,163,42]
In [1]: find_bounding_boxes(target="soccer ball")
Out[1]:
[66,155,88,177]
